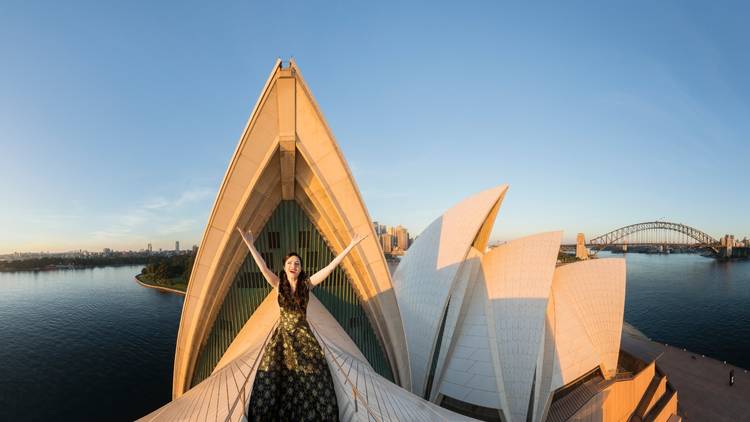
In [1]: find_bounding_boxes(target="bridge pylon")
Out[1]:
[576,233,590,260]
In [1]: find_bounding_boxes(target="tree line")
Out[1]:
[140,253,196,283]
[0,255,158,272]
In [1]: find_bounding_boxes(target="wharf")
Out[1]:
[621,328,750,421]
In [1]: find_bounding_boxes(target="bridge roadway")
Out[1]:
[621,325,750,421]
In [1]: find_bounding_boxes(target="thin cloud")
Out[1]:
[157,219,197,235]
[143,198,170,210]
[90,187,213,242]
[175,188,214,207]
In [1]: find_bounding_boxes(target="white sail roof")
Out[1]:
[393,185,507,395]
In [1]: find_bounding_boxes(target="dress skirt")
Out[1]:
[248,281,339,421]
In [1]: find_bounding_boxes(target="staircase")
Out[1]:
[546,373,609,422]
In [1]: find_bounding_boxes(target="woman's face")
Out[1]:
[284,256,302,281]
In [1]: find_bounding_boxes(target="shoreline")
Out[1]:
[133,274,186,296]
[0,262,146,273]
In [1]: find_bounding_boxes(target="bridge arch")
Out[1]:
[589,221,719,247]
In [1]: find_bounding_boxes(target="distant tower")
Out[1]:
[576,233,589,260]
[726,235,734,258]
[380,233,393,254]
[395,225,409,251]
[147,243,153,253]
[175,241,180,252]
[387,226,398,248]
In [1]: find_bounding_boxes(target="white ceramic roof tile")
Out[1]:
[443,367,474,386]
[465,389,501,408]
[439,380,470,402]
[468,374,499,392]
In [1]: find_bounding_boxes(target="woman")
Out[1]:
[236,226,366,421]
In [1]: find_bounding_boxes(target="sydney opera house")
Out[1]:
[140,61,680,421]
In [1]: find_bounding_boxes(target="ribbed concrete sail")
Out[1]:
[549,284,601,388]
[437,248,501,409]
[551,259,626,379]
[429,247,484,403]
[393,185,507,395]
[532,259,626,422]
[481,231,562,422]
[173,60,408,398]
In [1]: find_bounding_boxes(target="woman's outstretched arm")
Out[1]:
[309,233,367,287]
[236,227,280,289]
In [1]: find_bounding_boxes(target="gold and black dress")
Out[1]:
[248,278,339,421]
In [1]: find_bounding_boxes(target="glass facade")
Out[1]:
[190,200,393,387]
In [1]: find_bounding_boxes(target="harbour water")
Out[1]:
[0,255,749,420]
[0,265,183,421]
[600,251,750,369]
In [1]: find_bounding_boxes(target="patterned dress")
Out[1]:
[248,278,339,421]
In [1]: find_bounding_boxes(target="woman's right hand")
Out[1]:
[236,226,254,246]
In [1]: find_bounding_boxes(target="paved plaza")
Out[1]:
[622,330,750,421]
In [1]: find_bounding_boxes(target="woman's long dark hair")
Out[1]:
[279,252,309,308]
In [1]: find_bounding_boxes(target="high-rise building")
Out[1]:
[175,241,180,252]
[147,243,153,253]
[395,225,409,251]
[380,233,393,254]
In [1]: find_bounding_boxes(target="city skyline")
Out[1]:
[3,1,750,254]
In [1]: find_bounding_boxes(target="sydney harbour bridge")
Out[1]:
[568,221,748,260]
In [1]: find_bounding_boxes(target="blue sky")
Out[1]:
[1,1,749,253]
